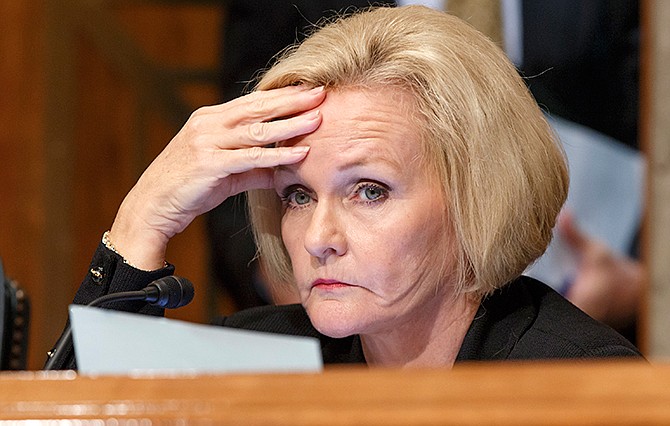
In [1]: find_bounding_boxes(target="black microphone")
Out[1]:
[87,275,195,309]
[44,276,194,370]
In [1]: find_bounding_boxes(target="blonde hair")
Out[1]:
[247,5,568,296]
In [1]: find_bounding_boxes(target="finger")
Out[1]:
[195,169,276,215]
[187,105,321,150]
[215,145,311,176]
[204,85,326,125]
[239,86,326,124]
[229,109,322,149]
[224,168,276,196]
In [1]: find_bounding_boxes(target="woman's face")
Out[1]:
[274,89,456,339]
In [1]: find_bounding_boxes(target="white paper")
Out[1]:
[525,116,645,294]
[70,305,323,376]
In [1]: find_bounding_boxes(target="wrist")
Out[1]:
[107,218,170,271]
[107,187,176,270]
[102,231,168,271]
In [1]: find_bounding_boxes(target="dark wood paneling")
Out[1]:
[1,0,223,369]
[0,0,51,371]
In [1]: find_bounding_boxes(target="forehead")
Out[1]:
[280,88,424,170]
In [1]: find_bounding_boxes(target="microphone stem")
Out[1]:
[43,290,149,370]
[43,328,72,370]
[88,290,148,307]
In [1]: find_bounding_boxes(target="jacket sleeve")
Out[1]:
[44,241,175,370]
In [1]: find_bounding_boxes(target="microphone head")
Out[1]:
[148,276,195,309]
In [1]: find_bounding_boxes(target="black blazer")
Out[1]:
[48,243,641,370]
[214,275,642,363]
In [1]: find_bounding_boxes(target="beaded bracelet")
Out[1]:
[102,231,140,269]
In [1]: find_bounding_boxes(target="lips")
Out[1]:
[311,279,353,290]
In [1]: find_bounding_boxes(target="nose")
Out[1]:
[303,201,347,261]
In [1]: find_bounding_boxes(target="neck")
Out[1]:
[360,293,481,368]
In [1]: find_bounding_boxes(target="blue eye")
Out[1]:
[356,183,388,203]
[292,191,312,205]
[281,186,313,209]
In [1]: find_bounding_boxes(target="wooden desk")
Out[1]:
[1,361,668,424]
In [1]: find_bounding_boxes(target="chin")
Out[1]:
[305,300,362,338]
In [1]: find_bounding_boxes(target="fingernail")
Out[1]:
[299,110,320,122]
[310,86,325,94]
[291,146,310,154]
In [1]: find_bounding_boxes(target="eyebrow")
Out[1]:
[274,154,403,176]
[336,156,403,173]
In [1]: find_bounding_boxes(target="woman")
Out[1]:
[47,6,640,369]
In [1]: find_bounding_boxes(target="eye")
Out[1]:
[293,191,312,205]
[281,185,313,209]
[354,182,389,203]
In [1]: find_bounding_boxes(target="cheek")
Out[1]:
[388,227,434,270]
[390,206,451,270]
[281,215,305,264]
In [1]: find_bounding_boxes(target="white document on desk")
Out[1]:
[69,305,323,376]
